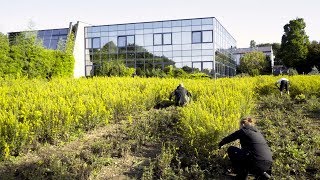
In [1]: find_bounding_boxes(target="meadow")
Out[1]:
[0,76,319,179]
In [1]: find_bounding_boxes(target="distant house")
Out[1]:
[233,46,274,73]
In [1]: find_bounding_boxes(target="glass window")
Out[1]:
[182,20,191,26]
[92,26,100,32]
[118,36,126,47]
[203,31,213,43]
[135,29,144,34]
[44,30,52,36]
[101,32,108,36]
[192,19,201,26]
[154,28,162,33]
[144,34,153,46]
[173,51,182,57]
[144,22,153,29]
[154,34,162,45]
[118,25,126,31]
[126,24,135,30]
[172,20,182,27]
[101,37,109,48]
[163,33,172,45]
[109,25,117,31]
[202,25,214,30]
[44,40,50,48]
[109,31,117,36]
[192,31,202,43]
[202,50,213,56]
[163,21,172,28]
[92,38,100,49]
[163,45,172,51]
[172,27,182,32]
[154,46,162,52]
[163,28,171,33]
[126,30,135,35]
[192,26,201,31]
[144,29,153,34]
[182,44,191,50]
[118,30,126,36]
[192,50,201,56]
[127,35,135,46]
[172,32,181,44]
[101,26,108,32]
[135,23,144,29]
[202,56,213,62]
[182,26,191,31]
[52,30,59,35]
[182,32,191,44]
[192,44,201,50]
[173,45,182,51]
[135,35,144,46]
[153,22,162,28]
[202,18,213,25]
[163,51,173,58]
[182,50,192,56]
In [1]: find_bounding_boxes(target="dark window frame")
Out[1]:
[192,30,213,44]
[192,31,202,44]
[153,32,172,46]
[117,35,135,48]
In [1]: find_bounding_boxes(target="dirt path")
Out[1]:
[0,121,162,180]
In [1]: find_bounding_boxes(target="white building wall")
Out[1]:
[73,21,86,78]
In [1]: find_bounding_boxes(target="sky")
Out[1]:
[0,0,319,47]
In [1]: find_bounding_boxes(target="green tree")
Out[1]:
[278,18,309,73]
[250,40,256,48]
[0,33,20,77]
[239,51,267,76]
[307,41,320,71]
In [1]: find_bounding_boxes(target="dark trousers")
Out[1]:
[227,146,272,180]
[280,80,289,92]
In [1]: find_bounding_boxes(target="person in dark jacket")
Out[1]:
[275,77,289,96]
[169,83,191,106]
[218,117,273,180]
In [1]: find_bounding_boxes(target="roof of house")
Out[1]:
[234,46,272,54]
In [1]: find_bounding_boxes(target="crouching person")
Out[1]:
[218,117,273,180]
[169,83,192,107]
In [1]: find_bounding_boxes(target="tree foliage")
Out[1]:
[278,18,309,72]
[307,41,320,71]
[0,31,75,79]
[239,51,267,76]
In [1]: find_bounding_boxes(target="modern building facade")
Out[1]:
[83,17,236,77]
[9,17,237,78]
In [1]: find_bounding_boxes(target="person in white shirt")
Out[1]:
[275,78,289,95]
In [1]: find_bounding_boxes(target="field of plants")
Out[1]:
[0,75,319,179]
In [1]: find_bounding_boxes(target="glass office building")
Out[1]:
[84,17,236,77]
[8,28,69,50]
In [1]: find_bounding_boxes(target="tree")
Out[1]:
[307,41,320,71]
[278,18,309,73]
[250,40,256,48]
[239,51,267,76]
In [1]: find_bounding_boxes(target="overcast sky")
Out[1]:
[0,0,319,47]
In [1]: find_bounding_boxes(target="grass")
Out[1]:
[0,94,319,179]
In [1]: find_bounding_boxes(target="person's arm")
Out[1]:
[219,129,242,148]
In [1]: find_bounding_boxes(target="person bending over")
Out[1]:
[218,117,273,179]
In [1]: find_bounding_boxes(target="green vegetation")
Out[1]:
[0,76,319,179]
[0,32,74,79]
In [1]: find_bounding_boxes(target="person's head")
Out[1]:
[178,83,184,88]
[240,117,256,127]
